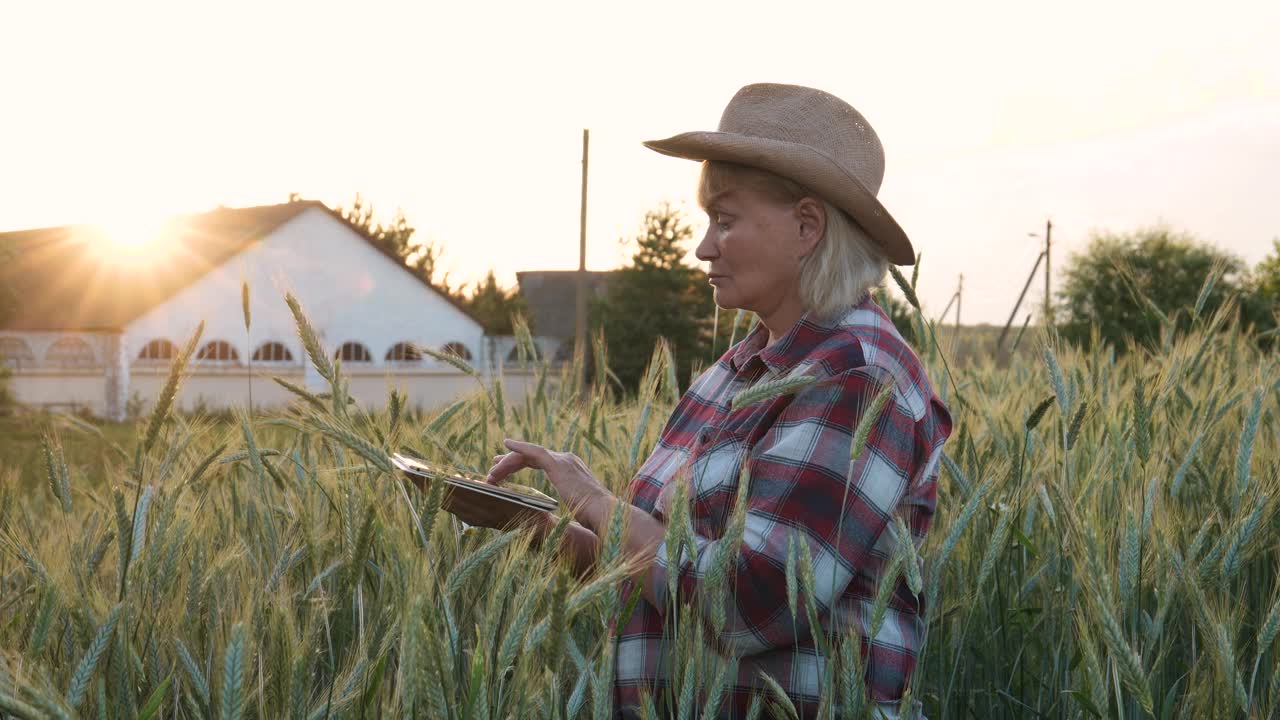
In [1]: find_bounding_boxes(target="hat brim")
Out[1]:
[643,131,915,266]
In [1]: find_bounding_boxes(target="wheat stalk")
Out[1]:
[66,603,122,709]
[284,292,334,383]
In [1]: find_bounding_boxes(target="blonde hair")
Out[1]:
[697,161,888,322]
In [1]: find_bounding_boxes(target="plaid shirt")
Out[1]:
[614,293,953,718]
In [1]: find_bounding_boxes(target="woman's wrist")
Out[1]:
[577,492,617,535]
[527,514,600,577]
[526,510,558,546]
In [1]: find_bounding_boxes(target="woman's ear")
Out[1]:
[794,197,826,259]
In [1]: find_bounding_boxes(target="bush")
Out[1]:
[1056,226,1261,350]
[0,366,13,413]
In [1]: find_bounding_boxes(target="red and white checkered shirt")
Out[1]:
[613,293,953,718]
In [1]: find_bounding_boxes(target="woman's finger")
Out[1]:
[486,452,528,484]
[503,439,551,467]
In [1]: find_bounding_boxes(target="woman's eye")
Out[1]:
[715,216,732,231]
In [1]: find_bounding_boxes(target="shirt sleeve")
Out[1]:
[646,365,919,656]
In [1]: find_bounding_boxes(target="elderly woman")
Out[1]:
[452,83,952,718]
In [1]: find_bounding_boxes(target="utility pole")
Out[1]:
[1043,219,1053,329]
[938,273,964,355]
[575,130,589,390]
[997,252,1046,354]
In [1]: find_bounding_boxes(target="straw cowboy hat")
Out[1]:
[643,82,915,266]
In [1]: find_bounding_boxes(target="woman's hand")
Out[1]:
[487,438,614,532]
[489,438,667,587]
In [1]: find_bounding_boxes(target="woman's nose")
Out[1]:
[695,227,717,262]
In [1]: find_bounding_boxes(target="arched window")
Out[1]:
[46,337,97,368]
[335,341,372,363]
[441,341,473,362]
[252,341,294,363]
[136,339,177,363]
[386,342,422,362]
[196,340,240,363]
[0,337,36,370]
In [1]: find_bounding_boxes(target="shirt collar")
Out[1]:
[727,292,876,374]
[729,306,837,374]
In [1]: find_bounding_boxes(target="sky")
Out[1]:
[2,0,1277,325]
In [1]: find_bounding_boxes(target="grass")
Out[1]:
[0,279,1276,719]
[0,412,142,490]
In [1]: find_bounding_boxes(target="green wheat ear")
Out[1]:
[221,623,247,720]
[416,343,479,377]
[142,320,203,457]
[284,292,334,382]
[41,431,72,513]
[66,603,123,709]
[729,373,818,411]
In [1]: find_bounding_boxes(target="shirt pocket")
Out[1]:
[687,424,752,533]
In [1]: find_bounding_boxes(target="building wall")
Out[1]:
[0,207,561,417]
[124,206,488,386]
[0,330,113,369]
[7,366,549,417]
[126,366,549,415]
[1,330,115,414]
[7,371,107,414]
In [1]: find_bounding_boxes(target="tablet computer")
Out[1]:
[389,452,558,513]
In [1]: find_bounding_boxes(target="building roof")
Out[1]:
[515,270,614,339]
[0,200,479,332]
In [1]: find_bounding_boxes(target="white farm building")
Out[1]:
[0,200,552,420]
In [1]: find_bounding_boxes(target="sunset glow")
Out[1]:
[1,0,1276,323]
[86,215,171,264]
[101,216,164,247]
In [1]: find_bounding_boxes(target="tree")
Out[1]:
[0,238,17,408]
[1254,239,1280,302]
[463,270,529,335]
[1056,226,1255,350]
[872,285,917,344]
[0,240,16,328]
[591,202,712,396]
[335,193,462,300]
[1240,238,1280,346]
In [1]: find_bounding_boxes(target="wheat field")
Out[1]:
[0,280,1276,719]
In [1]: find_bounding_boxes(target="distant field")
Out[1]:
[929,322,1043,368]
[0,411,141,489]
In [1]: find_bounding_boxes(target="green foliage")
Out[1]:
[461,269,529,335]
[336,194,531,336]
[1055,225,1266,349]
[1241,239,1280,346]
[0,367,12,412]
[871,285,917,343]
[1255,239,1280,302]
[0,237,17,328]
[0,237,17,410]
[590,202,712,396]
[336,192,458,298]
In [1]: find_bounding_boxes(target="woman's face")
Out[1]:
[694,183,812,317]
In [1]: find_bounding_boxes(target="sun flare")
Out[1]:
[98,214,167,248]
[86,214,175,265]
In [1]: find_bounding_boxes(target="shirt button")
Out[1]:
[699,428,713,443]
